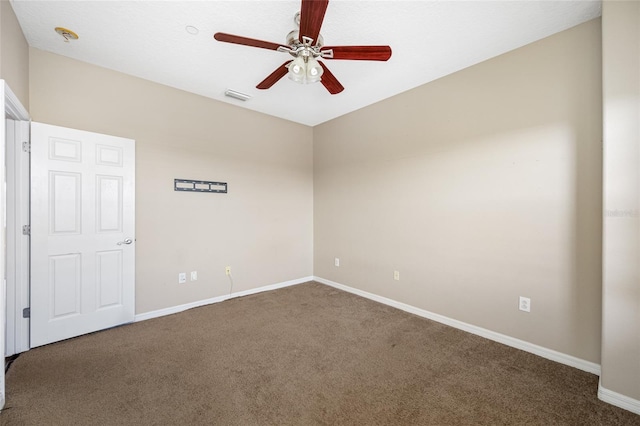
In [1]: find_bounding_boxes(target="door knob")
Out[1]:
[117,238,133,245]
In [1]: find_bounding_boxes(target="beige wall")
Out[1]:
[314,19,603,363]
[29,48,313,314]
[0,0,29,109]
[601,0,640,401]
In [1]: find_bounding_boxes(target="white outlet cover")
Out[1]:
[335,258,340,267]
[519,296,531,312]
[178,273,187,284]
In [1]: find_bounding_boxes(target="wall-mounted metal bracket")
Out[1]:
[174,179,227,193]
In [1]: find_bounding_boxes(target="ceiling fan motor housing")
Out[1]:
[286,29,324,50]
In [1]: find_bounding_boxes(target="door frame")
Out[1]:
[2,81,30,366]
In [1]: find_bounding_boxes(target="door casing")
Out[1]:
[5,116,30,356]
[2,81,30,410]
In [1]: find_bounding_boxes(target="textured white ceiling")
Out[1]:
[11,0,601,126]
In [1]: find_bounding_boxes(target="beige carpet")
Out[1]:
[2,282,639,425]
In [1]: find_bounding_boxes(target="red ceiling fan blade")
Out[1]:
[214,32,285,51]
[319,61,344,95]
[257,61,292,90]
[321,45,392,61]
[299,0,329,44]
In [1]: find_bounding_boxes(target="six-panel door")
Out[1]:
[30,122,135,348]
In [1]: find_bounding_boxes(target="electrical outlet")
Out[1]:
[225,266,231,276]
[519,296,531,312]
[334,258,340,267]
[178,272,187,284]
[394,270,400,281]
[190,271,197,281]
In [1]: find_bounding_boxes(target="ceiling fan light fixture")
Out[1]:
[306,57,323,83]
[287,55,323,84]
[288,56,307,83]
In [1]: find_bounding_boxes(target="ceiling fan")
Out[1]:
[213,0,392,95]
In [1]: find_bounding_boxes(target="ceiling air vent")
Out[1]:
[224,89,251,102]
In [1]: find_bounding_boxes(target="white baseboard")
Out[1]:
[314,276,601,376]
[598,382,640,415]
[134,276,313,323]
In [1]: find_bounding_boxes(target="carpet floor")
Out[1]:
[1,281,639,425]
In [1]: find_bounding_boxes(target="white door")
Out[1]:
[30,122,135,348]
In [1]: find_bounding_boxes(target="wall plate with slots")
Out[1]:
[174,179,227,193]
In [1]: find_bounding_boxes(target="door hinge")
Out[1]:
[22,307,30,318]
[22,141,30,153]
[22,224,30,235]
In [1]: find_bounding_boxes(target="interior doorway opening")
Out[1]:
[1,80,31,410]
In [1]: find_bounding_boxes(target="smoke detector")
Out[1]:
[54,27,79,42]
